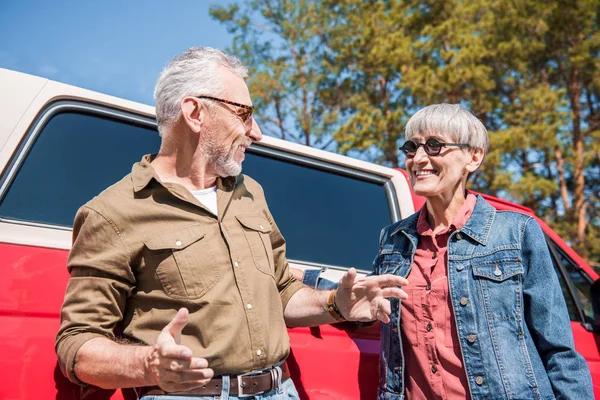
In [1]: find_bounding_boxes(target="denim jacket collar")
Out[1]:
[390,195,494,246]
[459,195,495,246]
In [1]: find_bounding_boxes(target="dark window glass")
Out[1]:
[243,152,392,271]
[1,108,393,272]
[551,259,581,321]
[550,243,593,321]
[0,111,160,226]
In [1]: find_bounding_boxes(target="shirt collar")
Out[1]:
[131,154,238,193]
[132,154,157,192]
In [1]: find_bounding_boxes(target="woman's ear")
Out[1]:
[180,97,204,133]
[466,147,485,174]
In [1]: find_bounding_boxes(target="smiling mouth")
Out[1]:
[415,170,437,177]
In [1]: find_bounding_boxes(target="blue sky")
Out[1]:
[0,0,235,105]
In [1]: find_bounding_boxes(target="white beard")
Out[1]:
[201,129,243,178]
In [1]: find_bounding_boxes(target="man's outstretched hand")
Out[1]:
[146,308,214,392]
[334,268,408,323]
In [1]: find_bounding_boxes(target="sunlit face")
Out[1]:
[405,132,476,199]
[201,68,262,177]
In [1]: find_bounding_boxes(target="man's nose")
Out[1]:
[247,117,263,142]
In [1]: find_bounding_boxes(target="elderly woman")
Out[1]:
[376,104,592,399]
[303,104,593,399]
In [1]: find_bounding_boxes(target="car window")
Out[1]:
[243,152,393,272]
[0,105,395,273]
[0,110,160,227]
[549,242,594,321]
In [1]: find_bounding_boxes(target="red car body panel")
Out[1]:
[2,187,599,399]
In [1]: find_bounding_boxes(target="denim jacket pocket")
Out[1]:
[378,248,411,276]
[236,214,275,277]
[145,224,220,300]
[472,260,524,320]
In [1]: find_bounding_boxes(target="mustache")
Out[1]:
[237,138,252,148]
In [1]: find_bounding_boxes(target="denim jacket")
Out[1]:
[373,195,592,400]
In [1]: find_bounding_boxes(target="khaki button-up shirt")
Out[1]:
[56,155,304,384]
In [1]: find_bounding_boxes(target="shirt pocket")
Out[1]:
[235,215,274,277]
[472,258,524,320]
[144,224,219,300]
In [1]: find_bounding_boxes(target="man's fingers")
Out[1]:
[164,308,189,344]
[380,287,408,300]
[158,343,194,360]
[161,367,214,384]
[189,357,209,369]
[160,357,209,372]
[339,267,358,289]
[376,299,392,324]
[368,274,408,288]
[378,298,392,315]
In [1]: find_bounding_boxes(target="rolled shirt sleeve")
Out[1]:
[55,206,135,384]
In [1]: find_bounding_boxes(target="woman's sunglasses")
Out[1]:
[399,138,470,158]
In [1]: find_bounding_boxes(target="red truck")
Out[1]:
[0,68,598,399]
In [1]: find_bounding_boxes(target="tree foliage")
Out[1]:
[211,0,600,267]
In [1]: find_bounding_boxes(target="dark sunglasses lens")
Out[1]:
[239,110,252,125]
[401,141,418,156]
[425,138,443,155]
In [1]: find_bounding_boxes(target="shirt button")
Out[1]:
[455,232,463,240]
[247,303,253,309]
[234,261,239,267]
[456,264,464,271]
[475,376,484,385]
[425,283,431,291]
[426,323,433,332]
[256,349,262,356]
[467,334,477,343]
[460,297,468,306]
[175,240,182,246]
[431,365,438,373]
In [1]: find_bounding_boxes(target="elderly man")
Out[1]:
[55,47,408,399]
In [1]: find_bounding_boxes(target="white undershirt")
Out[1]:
[190,186,218,216]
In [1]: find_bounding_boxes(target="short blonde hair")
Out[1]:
[405,104,489,154]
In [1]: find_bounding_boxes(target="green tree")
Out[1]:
[210,0,339,149]
[211,0,600,266]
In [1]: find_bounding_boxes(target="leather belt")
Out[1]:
[139,362,290,397]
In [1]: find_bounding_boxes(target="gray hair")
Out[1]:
[154,46,248,135]
[405,104,489,154]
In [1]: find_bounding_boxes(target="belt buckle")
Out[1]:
[237,370,267,398]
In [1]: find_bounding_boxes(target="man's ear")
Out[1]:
[466,147,485,174]
[180,97,204,133]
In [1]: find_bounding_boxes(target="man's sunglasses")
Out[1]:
[195,95,254,127]
[399,138,470,158]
